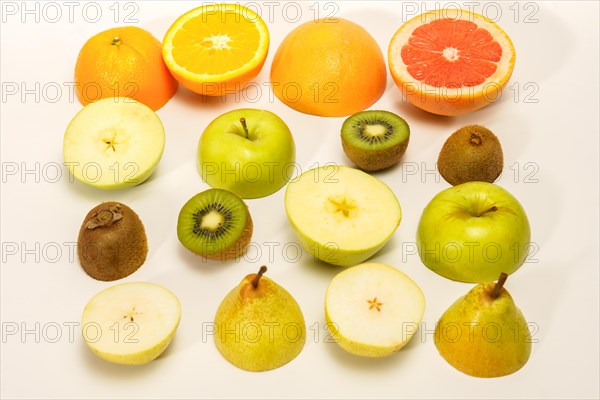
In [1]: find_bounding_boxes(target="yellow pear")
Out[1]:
[435,273,532,377]
[214,266,306,372]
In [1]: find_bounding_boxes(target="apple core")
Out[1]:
[326,196,359,219]
[367,297,383,312]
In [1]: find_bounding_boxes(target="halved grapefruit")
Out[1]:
[388,9,516,116]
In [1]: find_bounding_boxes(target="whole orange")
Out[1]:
[270,18,387,117]
[74,26,178,111]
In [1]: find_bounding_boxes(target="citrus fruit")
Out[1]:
[388,9,516,116]
[162,4,269,96]
[74,26,178,111]
[270,18,386,117]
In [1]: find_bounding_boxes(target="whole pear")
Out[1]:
[435,273,532,377]
[214,266,306,372]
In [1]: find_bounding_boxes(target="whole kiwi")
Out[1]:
[77,202,148,281]
[437,125,503,186]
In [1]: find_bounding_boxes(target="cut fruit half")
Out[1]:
[341,110,410,171]
[325,262,425,357]
[77,202,148,281]
[177,189,253,261]
[284,165,401,266]
[162,3,269,96]
[63,97,165,190]
[269,18,386,117]
[388,9,516,116]
[81,282,181,365]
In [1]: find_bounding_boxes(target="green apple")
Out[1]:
[81,282,181,365]
[417,181,531,282]
[198,108,295,198]
[285,165,401,266]
[325,262,425,357]
[63,97,165,190]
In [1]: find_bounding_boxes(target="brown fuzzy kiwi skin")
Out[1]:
[342,137,409,172]
[437,125,504,186]
[77,202,147,281]
[198,206,253,262]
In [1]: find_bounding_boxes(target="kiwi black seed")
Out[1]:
[77,202,147,281]
[341,110,410,171]
[177,188,253,261]
[437,125,504,186]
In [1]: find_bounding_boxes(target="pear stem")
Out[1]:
[490,272,508,299]
[240,118,249,139]
[251,266,267,289]
[477,206,498,217]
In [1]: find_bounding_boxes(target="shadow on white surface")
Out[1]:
[176,244,235,275]
[78,338,173,378]
[172,85,233,111]
[323,323,422,372]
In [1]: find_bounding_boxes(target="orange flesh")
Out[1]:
[401,19,502,88]
[171,13,261,75]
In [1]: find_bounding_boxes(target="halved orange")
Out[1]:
[389,9,516,116]
[162,4,269,96]
[270,18,387,117]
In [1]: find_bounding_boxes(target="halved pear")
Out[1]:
[435,273,532,377]
[284,165,401,266]
[325,262,425,357]
[63,97,165,190]
[81,282,181,365]
[214,266,306,372]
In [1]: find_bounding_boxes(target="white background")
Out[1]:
[1,1,599,399]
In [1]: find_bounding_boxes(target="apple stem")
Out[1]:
[112,36,122,46]
[490,272,508,299]
[477,206,498,217]
[251,266,267,288]
[240,118,249,139]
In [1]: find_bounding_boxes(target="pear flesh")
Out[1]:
[214,266,306,372]
[325,262,426,357]
[81,282,181,365]
[435,273,532,377]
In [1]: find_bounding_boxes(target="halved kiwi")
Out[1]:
[77,202,147,281]
[437,125,504,186]
[341,110,410,171]
[177,188,253,261]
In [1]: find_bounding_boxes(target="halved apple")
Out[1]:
[325,262,425,357]
[284,165,401,266]
[63,97,165,190]
[81,282,181,365]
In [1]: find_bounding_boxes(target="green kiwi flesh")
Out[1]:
[437,125,504,186]
[177,188,253,261]
[77,202,148,281]
[341,110,410,171]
